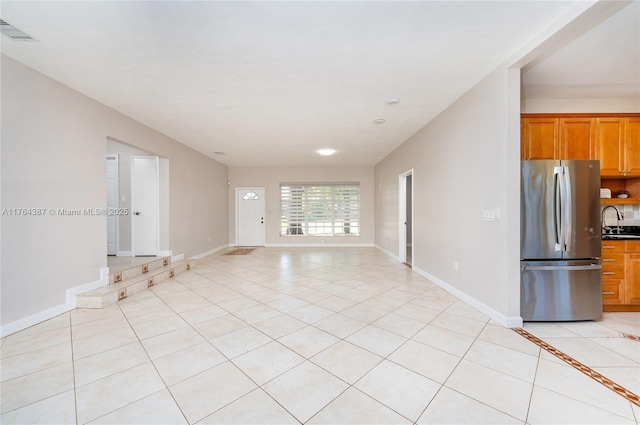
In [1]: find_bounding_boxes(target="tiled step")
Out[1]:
[77,259,193,309]
[108,257,171,285]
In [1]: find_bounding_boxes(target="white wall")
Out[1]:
[228,166,375,247]
[523,97,639,113]
[1,55,228,334]
[375,67,522,326]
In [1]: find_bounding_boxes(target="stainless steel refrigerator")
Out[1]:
[521,160,602,321]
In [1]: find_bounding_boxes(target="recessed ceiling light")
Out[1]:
[317,149,336,156]
[385,98,401,105]
[373,119,386,124]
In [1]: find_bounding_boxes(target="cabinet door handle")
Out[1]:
[603,246,617,249]
[603,271,616,275]
[602,259,615,262]
[602,291,615,295]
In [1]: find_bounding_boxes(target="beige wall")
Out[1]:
[375,67,522,326]
[228,167,375,247]
[1,55,228,331]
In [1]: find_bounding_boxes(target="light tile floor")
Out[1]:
[1,248,639,424]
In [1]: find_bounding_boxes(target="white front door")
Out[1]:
[237,188,265,247]
[131,156,159,256]
[106,154,119,255]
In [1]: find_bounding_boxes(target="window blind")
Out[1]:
[280,183,360,236]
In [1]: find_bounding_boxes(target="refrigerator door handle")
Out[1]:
[553,166,563,252]
[563,165,572,253]
[522,264,602,271]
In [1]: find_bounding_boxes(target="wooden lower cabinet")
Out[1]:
[602,279,625,305]
[625,242,640,304]
[603,240,640,312]
[602,241,625,306]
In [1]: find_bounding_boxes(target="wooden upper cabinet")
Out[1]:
[521,116,595,160]
[624,117,640,176]
[596,117,625,176]
[521,117,559,159]
[559,118,596,160]
[522,114,639,172]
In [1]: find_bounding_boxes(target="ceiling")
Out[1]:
[1,1,637,167]
[522,0,639,100]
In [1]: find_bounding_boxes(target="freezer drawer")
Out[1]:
[521,260,602,321]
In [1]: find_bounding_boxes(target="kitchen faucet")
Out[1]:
[601,205,624,234]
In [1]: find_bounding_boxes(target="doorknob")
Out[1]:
[135,211,141,216]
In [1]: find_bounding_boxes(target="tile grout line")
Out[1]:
[115,291,192,425]
[513,328,640,408]
[523,342,543,425]
[68,313,80,425]
[186,256,428,423]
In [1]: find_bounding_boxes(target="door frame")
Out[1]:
[398,169,414,265]
[131,156,160,256]
[106,154,119,256]
[235,187,265,247]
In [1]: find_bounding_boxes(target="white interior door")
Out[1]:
[399,170,414,265]
[131,156,159,256]
[106,154,118,256]
[405,173,413,266]
[237,188,265,247]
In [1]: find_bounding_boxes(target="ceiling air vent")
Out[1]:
[0,19,36,41]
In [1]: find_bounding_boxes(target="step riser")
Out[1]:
[77,260,192,309]
[108,257,170,285]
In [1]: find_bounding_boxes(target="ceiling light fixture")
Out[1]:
[317,149,336,156]
[373,119,386,124]
[385,98,401,105]
[0,20,35,41]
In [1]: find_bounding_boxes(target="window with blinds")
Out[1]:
[280,183,360,236]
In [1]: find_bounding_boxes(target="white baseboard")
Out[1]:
[189,244,231,260]
[412,265,523,328]
[375,246,522,328]
[265,243,375,248]
[158,250,172,257]
[116,250,133,257]
[171,253,185,263]
[66,273,107,305]
[100,267,109,283]
[0,302,72,338]
[0,269,109,338]
[375,244,399,262]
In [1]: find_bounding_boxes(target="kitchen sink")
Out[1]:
[601,226,640,240]
[602,234,640,239]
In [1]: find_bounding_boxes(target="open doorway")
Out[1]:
[106,138,170,267]
[399,169,413,266]
[106,154,119,256]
